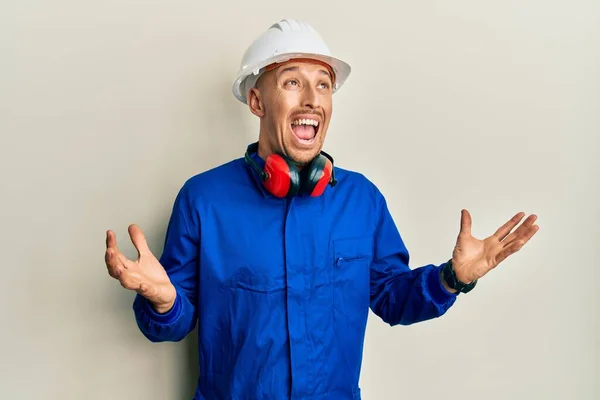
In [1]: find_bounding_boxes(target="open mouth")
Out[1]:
[291,118,320,145]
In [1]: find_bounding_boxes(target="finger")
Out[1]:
[502,214,538,244]
[106,230,130,268]
[106,230,130,267]
[105,248,125,278]
[459,209,472,237]
[496,224,539,264]
[128,224,151,257]
[119,269,142,291]
[508,223,539,246]
[105,230,131,266]
[495,241,523,264]
[106,230,118,250]
[493,212,525,241]
[105,247,119,268]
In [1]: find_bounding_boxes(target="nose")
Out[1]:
[301,85,319,109]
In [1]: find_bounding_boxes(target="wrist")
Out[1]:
[442,259,477,294]
[152,298,176,314]
[440,270,458,294]
[151,284,177,314]
[451,258,472,283]
[141,289,183,325]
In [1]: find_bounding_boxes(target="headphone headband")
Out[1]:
[244,142,268,181]
[244,141,337,196]
[319,149,337,187]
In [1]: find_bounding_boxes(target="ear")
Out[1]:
[248,87,265,117]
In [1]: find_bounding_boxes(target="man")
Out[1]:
[104,19,539,399]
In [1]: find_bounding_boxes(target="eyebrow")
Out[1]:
[278,66,332,81]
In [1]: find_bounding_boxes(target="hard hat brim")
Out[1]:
[232,52,351,104]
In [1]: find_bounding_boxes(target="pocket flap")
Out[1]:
[229,266,285,293]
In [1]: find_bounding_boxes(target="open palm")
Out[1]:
[451,210,539,283]
[105,224,176,312]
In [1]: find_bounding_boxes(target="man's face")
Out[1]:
[249,60,334,166]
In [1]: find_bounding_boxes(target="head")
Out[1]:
[246,59,335,167]
[232,19,350,166]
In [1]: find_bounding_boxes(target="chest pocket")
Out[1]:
[332,235,373,323]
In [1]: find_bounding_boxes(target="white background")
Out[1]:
[1,1,598,399]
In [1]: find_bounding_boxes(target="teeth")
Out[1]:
[292,119,319,126]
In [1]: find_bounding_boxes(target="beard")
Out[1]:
[282,140,321,167]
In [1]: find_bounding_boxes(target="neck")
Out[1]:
[256,128,271,160]
[256,130,304,171]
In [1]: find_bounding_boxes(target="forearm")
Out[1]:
[371,264,457,326]
[371,193,459,325]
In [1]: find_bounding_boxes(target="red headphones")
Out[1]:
[244,142,337,198]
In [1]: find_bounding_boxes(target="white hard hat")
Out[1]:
[232,19,351,104]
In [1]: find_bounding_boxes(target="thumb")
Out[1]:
[459,209,472,237]
[128,224,151,257]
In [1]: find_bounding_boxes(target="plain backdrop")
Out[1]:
[1,1,598,399]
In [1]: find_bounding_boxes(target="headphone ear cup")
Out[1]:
[302,154,333,197]
[263,154,300,198]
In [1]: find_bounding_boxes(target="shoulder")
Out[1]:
[185,157,244,182]
[332,165,385,203]
[328,165,392,234]
[170,157,249,205]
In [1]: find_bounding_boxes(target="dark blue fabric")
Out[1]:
[133,151,458,399]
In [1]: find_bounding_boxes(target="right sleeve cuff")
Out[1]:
[142,291,183,325]
[425,264,458,304]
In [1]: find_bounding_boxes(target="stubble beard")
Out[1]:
[282,139,322,167]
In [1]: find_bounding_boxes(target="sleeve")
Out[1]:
[369,193,458,326]
[132,183,200,342]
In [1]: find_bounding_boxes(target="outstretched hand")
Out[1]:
[105,224,176,313]
[451,210,539,283]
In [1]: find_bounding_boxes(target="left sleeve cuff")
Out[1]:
[426,264,458,304]
[142,290,183,325]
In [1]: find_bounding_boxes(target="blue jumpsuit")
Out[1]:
[133,150,458,399]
